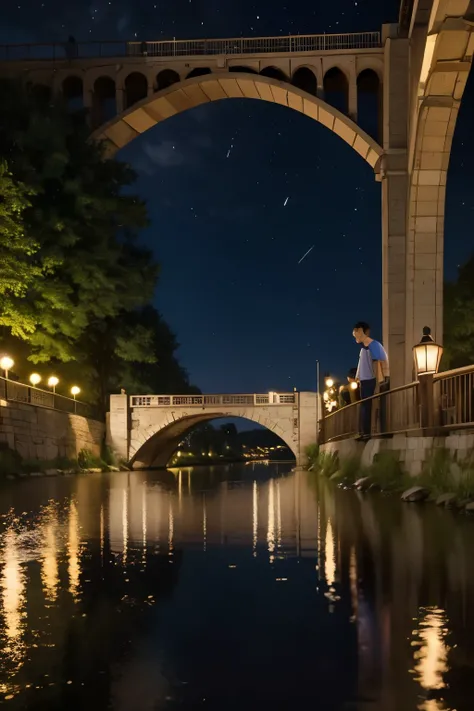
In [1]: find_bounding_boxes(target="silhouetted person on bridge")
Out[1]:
[353,322,389,439]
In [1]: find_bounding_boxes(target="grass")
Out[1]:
[369,451,411,492]
[330,456,362,486]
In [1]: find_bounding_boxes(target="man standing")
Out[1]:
[353,321,390,438]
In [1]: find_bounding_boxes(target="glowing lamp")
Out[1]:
[29,373,41,386]
[0,356,14,377]
[413,326,443,376]
[325,377,334,388]
[350,381,358,390]
[48,376,59,388]
[71,386,81,398]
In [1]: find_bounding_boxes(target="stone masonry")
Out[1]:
[321,430,474,478]
[0,398,104,462]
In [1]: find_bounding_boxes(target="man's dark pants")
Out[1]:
[360,378,376,436]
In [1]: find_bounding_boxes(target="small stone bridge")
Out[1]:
[107,391,318,467]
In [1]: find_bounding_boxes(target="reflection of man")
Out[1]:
[353,322,389,438]
[339,368,359,407]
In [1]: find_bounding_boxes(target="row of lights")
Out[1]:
[0,356,81,399]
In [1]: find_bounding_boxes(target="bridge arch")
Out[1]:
[129,412,298,469]
[91,72,383,174]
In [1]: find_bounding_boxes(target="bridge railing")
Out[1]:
[321,364,474,443]
[130,393,297,408]
[0,31,381,62]
[322,382,420,442]
[0,376,96,419]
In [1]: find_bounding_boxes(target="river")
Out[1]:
[0,463,473,710]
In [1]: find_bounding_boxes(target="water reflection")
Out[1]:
[0,465,473,709]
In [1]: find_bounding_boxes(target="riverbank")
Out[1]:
[306,445,474,513]
[0,445,130,481]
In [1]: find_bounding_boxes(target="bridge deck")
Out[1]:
[0,31,381,62]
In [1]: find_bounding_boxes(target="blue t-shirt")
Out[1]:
[357,340,388,381]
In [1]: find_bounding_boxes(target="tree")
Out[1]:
[0,161,41,338]
[0,79,155,362]
[443,255,474,369]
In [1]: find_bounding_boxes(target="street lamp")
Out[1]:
[0,356,14,379]
[350,381,358,391]
[48,376,59,393]
[325,376,334,388]
[71,386,80,399]
[413,326,443,377]
[29,373,41,387]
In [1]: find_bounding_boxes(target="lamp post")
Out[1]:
[29,373,41,387]
[413,326,443,429]
[0,356,14,380]
[48,376,59,394]
[71,386,80,413]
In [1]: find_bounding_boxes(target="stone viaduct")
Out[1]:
[0,0,473,391]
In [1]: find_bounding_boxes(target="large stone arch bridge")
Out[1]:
[107,391,318,468]
[1,0,474,387]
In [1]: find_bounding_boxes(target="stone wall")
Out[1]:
[0,398,105,462]
[321,431,474,478]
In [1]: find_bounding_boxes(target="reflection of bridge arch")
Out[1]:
[91,72,383,172]
[130,412,297,469]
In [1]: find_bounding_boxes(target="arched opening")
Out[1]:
[186,68,212,79]
[125,72,148,109]
[323,67,349,115]
[260,66,287,82]
[156,69,180,92]
[130,414,297,469]
[292,67,317,97]
[62,75,83,112]
[357,69,382,143]
[94,74,383,171]
[92,76,116,129]
[229,66,258,75]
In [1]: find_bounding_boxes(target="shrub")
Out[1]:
[417,448,453,496]
[314,451,339,478]
[369,451,409,491]
[78,448,105,470]
[305,443,319,468]
[101,443,117,466]
[337,455,363,485]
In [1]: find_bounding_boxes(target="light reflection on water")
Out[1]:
[0,464,473,710]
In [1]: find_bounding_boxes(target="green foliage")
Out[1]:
[101,443,117,467]
[0,79,198,409]
[0,446,22,477]
[312,451,339,478]
[0,162,41,338]
[305,443,319,467]
[443,254,474,369]
[77,448,105,470]
[417,448,453,496]
[336,455,362,485]
[369,451,409,491]
[417,447,474,499]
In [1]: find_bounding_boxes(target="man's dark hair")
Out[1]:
[354,321,370,334]
[348,367,358,379]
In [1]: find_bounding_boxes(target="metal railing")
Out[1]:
[435,365,474,429]
[0,377,95,419]
[322,382,420,443]
[130,393,296,408]
[0,31,381,62]
[321,364,474,443]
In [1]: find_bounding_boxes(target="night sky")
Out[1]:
[3,0,474,394]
